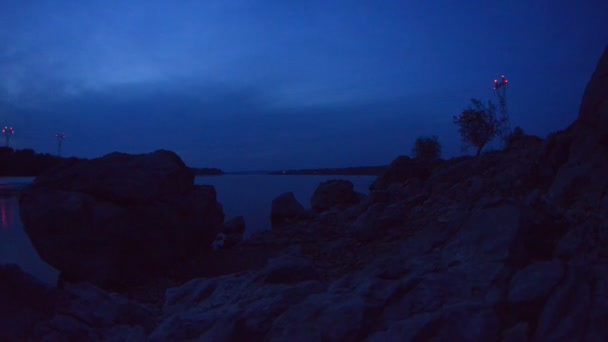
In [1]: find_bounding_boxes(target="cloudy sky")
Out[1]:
[1,1,607,170]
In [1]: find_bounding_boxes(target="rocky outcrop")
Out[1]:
[542,46,608,219]
[0,264,56,341]
[131,46,608,340]
[311,179,360,213]
[370,156,442,190]
[19,150,225,290]
[32,282,160,341]
[578,46,608,141]
[11,46,608,341]
[270,192,307,228]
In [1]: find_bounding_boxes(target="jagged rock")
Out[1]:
[311,179,360,213]
[151,268,325,341]
[508,261,564,303]
[534,264,593,341]
[32,282,158,341]
[0,264,56,341]
[270,192,307,228]
[266,293,374,341]
[259,254,320,284]
[541,47,608,217]
[370,156,442,190]
[501,322,529,342]
[19,150,225,290]
[349,202,406,241]
[368,304,501,341]
[578,46,608,140]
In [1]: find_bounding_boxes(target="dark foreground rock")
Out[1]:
[0,265,56,341]
[19,150,225,290]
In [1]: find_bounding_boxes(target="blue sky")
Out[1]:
[1,0,607,170]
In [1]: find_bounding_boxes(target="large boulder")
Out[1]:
[19,150,225,290]
[311,180,360,213]
[31,150,194,203]
[270,192,307,228]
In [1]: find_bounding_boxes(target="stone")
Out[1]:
[270,192,307,228]
[370,156,441,190]
[508,261,564,303]
[19,150,225,290]
[578,46,608,140]
[534,264,592,341]
[0,264,56,341]
[311,179,360,213]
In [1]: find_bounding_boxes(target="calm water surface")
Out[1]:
[1,175,375,284]
[0,177,59,285]
[195,175,376,237]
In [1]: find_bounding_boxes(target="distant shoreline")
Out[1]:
[267,165,387,176]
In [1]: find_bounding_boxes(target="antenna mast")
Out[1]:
[56,132,65,157]
[2,126,14,147]
[493,75,511,142]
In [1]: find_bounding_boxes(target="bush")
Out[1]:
[412,136,441,160]
[506,126,525,147]
[453,98,505,157]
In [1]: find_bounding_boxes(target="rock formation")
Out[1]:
[310,179,361,212]
[270,192,307,228]
[19,150,225,290]
[10,46,608,341]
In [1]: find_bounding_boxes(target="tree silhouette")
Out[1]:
[453,98,503,157]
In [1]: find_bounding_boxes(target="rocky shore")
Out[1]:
[3,46,608,341]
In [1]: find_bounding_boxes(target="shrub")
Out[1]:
[412,136,441,160]
[453,98,504,156]
[506,126,525,148]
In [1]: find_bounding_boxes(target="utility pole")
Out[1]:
[493,75,511,143]
[56,132,65,157]
[2,126,14,147]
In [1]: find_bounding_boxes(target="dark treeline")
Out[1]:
[0,147,64,176]
[269,166,388,176]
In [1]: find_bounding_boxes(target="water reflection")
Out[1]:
[0,177,58,285]
[1,195,14,231]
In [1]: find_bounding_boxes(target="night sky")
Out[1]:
[1,1,607,171]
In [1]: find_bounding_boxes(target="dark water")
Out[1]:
[195,175,376,237]
[0,177,59,285]
[0,175,375,285]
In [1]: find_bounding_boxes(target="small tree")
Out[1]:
[412,136,441,160]
[453,98,503,157]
